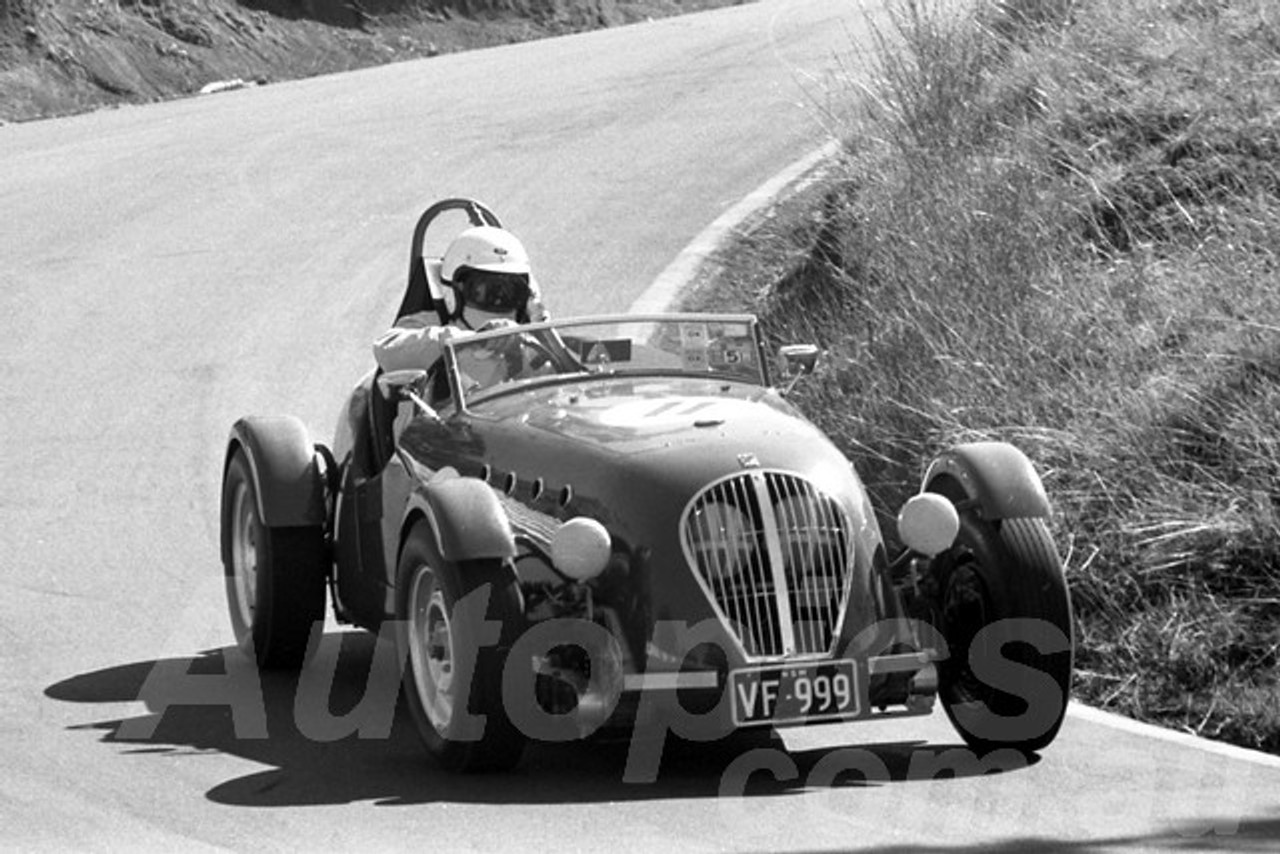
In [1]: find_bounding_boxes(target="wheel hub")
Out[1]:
[942,563,989,705]
[409,569,456,731]
[230,480,258,629]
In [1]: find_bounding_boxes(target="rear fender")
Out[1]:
[922,441,1051,520]
[404,476,515,563]
[223,416,328,565]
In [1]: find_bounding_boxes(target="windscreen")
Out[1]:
[447,315,767,404]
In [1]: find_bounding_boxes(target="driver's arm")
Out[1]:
[372,314,469,372]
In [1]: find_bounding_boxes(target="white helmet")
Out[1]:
[441,226,531,283]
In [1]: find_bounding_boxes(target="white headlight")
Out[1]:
[551,517,612,581]
[896,493,960,557]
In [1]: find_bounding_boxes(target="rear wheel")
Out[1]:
[396,521,527,772]
[221,448,327,669]
[935,515,1073,754]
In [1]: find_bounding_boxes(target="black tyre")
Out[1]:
[396,521,527,772]
[221,448,327,670]
[935,515,1073,753]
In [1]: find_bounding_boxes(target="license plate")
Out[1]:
[729,660,861,726]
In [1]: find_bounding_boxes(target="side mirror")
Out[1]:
[377,369,439,421]
[778,344,820,394]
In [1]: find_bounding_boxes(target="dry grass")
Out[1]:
[683,0,1280,752]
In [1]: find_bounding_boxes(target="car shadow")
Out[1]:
[45,630,1037,808]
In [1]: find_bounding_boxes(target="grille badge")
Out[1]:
[736,453,760,469]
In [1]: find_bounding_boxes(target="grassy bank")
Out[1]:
[684,0,1280,753]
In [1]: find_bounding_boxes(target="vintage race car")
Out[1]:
[220,199,1074,772]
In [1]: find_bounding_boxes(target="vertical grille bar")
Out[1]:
[736,474,772,656]
[753,472,796,656]
[788,478,822,653]
[813,485,841,651]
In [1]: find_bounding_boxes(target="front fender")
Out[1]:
[408,476,515,562]
[922,441,1051,520]
[225,415,327,534]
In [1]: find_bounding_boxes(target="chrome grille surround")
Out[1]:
[679,470,856,661]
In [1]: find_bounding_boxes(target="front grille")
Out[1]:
[679,470,855,659]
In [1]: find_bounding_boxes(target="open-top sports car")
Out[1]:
[220,199,1074,772]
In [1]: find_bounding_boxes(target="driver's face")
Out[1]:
[460,306,517,330]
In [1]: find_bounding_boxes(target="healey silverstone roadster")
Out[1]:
[220,199,1073,772]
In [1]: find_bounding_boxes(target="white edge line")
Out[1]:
[631,139,1280,773]
[1069,703,1280,770]
[628,139,842,315]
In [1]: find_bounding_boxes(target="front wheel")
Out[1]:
[935,515,1073,754]
[221,448,327,669]
[396,521,527,772]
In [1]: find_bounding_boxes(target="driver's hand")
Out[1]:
[478,318,519,332]
[437,325,471,343]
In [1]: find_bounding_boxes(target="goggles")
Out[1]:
[457,270,531,314]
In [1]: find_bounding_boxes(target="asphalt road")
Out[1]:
[2,0,1279,850]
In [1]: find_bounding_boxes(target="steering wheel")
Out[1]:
[514,331,561,372]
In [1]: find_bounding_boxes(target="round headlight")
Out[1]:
[551,517,612,581]
[896,493,960,557]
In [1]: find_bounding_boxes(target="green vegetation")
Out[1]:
[683,0,1280,753]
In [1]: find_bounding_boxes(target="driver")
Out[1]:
[373,225,548,372]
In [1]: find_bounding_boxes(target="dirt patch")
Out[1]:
[0,0,739,122]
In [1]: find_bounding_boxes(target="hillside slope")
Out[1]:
[0,0,729,122]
